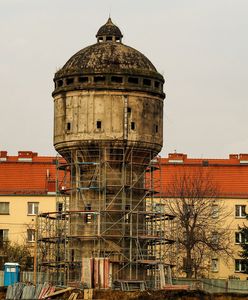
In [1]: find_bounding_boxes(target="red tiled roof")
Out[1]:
[157,153,248,198]
[1,151,248,198]
[0,151,66,195]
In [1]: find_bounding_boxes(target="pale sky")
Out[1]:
[0,0,247,158]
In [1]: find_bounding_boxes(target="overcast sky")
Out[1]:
[0,0,247,158]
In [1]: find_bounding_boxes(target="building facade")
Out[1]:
[159,153,248,280]
[0,151,63,267]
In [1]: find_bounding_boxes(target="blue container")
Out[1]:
[4,263,20,286]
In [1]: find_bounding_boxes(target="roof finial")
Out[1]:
[107,17,113,25]
[109,5,111,19]
[96,17,123,43]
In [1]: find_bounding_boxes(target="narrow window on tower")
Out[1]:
[111,76,123,83]
[128,77,139,84]
[143,78,151,86]
[66,78,74,85]
[155,125,158,133]
[97,121,102,129]
[94,76,105,83]
[125,205,130,223]
[71,249,75,262]
[154,81,160,88]
[58,80,63,87]
[67,122,71,131]
[78,76,88,83]
[127,107,132,113]
[131,122,135,130]
[85,204,92,224]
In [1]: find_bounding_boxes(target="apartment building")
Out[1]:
[1,150,248,279]
[159,153,248,279]
[0,151,65,258]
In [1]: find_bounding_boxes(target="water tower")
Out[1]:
[50,18,168,286]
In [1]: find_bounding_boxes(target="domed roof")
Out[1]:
[55,17,161,79]
[96,17,123,40]
[56,42,158,78]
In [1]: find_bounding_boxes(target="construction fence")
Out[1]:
[1,271,248,293]
[173,278,248,294]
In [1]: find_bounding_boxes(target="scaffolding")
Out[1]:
[36,146,175,289]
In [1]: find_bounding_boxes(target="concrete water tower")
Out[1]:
[52,18,166,285]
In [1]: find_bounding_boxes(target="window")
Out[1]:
[143,78,151,86]
[153,203,165,213]
[67,122,71,131]
[128,77,139,84]
[212,232,219,246]
[27,229,35,242]
[78,76,88,83]
[0,229,8,248]
[211,205,219,218]
[127,107,132,113]
[125,205,130,223]
[235,205,246,218]
[94,76,105,83]
[27,202,39,215]
[154,81,160,88]
[57,80,63,87]
[235,259,247,272]
[0,202,9,215]
[211,259,218,272]
[235,232,247,244]
[66,78,74,85]
[57,202,63,212]
[131,122,135,130]
[96,121,102,129]
[111,76,123,83]
[85,204,92,224]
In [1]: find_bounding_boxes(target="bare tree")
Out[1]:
[1,242,33,271]
[165,168,232,278]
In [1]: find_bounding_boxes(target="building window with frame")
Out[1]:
[57,202,63,212]
[211,204,219,218]
[235,205,246,218]
[0,202,9,215]
[235,232,247,244]
[235,259,247,272]
[212,232,219,246]
[211,258,218,272]
[27,229,35,242]
[27,202,39,215]
[0,229,9,248]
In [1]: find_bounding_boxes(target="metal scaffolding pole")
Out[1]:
[36,147,175,288]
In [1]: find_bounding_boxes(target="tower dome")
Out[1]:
[53,18,165,99]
